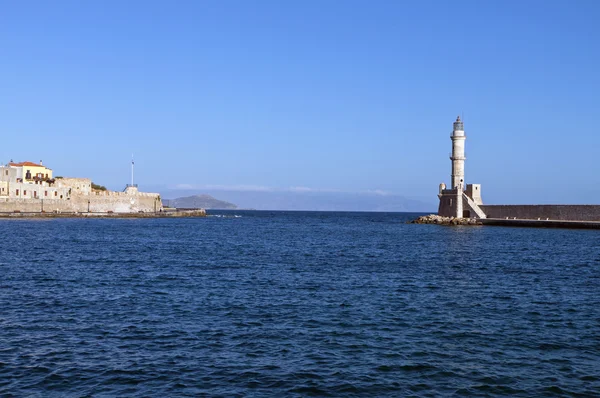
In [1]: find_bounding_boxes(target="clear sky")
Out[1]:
[1,0,599,204]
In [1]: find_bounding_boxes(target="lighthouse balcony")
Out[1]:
[440,188,461,195]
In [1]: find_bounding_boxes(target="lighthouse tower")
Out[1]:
[438,116,487,219]
[450,116,465,190]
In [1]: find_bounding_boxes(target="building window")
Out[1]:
[24,190,27,195]
[4,170,7,175]
[16,189,19,195]
[34,191,37,198]
[45,191,48,197]
[54,192,57,197]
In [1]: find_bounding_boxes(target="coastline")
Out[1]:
[0,209,206,218]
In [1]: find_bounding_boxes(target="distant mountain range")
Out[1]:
[164,194,237,209]
[157,189,435,212]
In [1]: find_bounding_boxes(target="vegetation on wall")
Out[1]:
[92,183,107,191]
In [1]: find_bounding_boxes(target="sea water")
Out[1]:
[0,211,598,396]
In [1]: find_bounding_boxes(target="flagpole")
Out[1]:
[131,154,134,187]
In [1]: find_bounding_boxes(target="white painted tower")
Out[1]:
[438,116,487,219]
[450,116,465,190]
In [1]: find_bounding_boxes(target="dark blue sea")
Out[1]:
[1,211,599,397]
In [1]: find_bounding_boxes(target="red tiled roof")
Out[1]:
[9,161,51,169]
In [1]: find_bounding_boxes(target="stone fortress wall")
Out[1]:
[0,170,162,214]
[0,189,162,213]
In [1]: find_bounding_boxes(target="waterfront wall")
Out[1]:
[0,193,162,213]
[480,205,600,221]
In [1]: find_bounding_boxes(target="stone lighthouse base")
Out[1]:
[438,185,486,219]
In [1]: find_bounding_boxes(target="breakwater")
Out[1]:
[481,218,600,229]
[480,205,600,221]
[411,214,482,226]
[413,214,600,229]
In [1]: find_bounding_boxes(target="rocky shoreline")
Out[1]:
[411,214,482,226]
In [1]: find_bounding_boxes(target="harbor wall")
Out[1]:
[480,205,600,221]
[0,193,162,213]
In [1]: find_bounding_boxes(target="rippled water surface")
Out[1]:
[1,211,599,397]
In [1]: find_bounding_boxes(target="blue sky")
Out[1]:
[1,0,599,205]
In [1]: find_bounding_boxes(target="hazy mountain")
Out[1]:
[157,188,435,212]
[164,194,237,209]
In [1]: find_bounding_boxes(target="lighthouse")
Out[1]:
[438,116,487,219]
[450,116,465,190]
